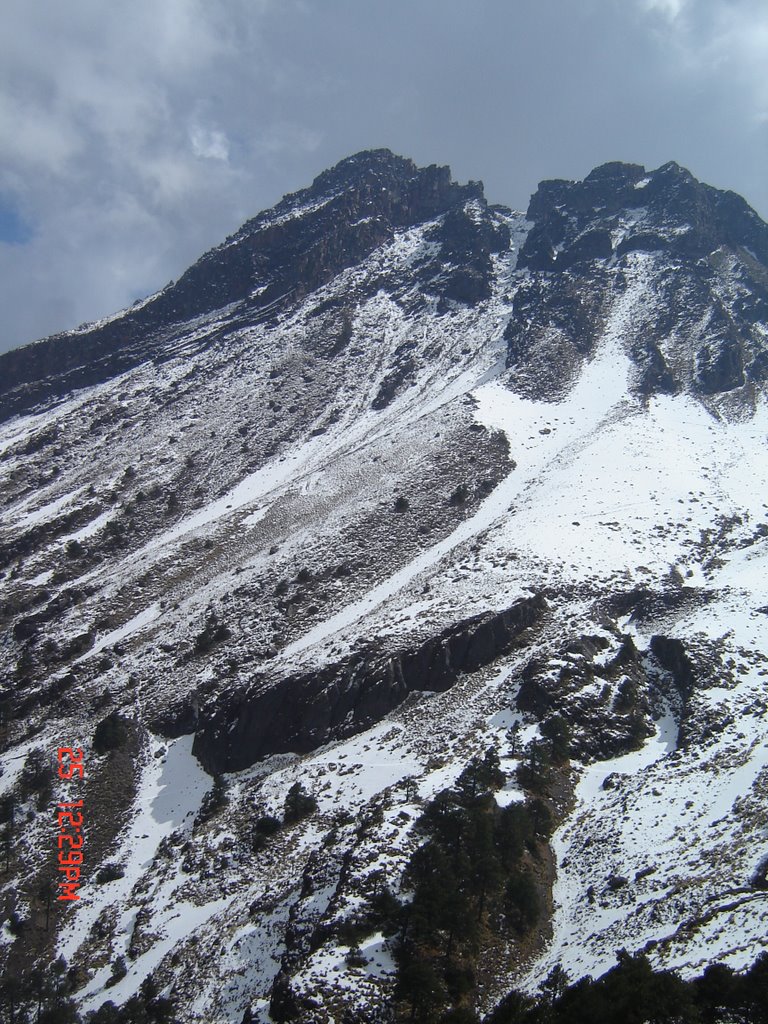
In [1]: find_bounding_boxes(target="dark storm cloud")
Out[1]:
[0,0,765,354]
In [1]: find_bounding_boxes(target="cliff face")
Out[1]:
[192,595,547,772]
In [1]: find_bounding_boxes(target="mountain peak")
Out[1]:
[0,151,483,421]
[1,151,767,425]
[309,147,420,188]
[522,157,768,269]
[583,160,647,184]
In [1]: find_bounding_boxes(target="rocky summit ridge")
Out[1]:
[0,151,767,1024]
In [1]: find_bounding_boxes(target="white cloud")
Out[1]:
[635,0,768,122]
[190,125,230,161]
[0,0,278,349]
[0,94,82,170]
[257,122,323,156]
[710,4,768,122]
[641,0,688,21]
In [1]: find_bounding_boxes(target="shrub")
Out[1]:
[105,956,127,988]
[255,814,281,836]
[96,863,126,884]
[19,748,49,796]
[283,782,317,825]
[448,483,470,506]
[193,613,231,655]
[253,814,281,850]
[345,946,368,968]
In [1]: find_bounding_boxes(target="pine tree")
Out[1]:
[505,870,540,934]
[283,782,317,824]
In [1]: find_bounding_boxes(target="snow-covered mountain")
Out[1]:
[1,150,767,1024]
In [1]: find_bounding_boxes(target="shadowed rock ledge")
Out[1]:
[191,593,547,772]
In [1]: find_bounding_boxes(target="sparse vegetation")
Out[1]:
[196,774,228,824]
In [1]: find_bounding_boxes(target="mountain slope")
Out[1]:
[0,150,767,1024]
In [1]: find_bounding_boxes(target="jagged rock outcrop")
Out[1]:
[650,634,697,701]
[425,199,511,305]
[519,160,768,269]
[506,159,768,402]
[516,631,654,760]
[193,594,547,772]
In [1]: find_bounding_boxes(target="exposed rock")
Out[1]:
[696,338,746,394]
[508,159,768,404]
[650,634,696,700]
[193,594,547,772]
[516,631,653,760]
[426,200,511,305]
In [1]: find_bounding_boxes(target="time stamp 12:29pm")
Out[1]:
[56,746,85,901]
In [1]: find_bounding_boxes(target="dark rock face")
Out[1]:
[634,339,678,395]
[508,159,768,402]
[192,594,547,773]
[425,200,511,305]
[516,633,654,760]
[504,271,608,397]
[269,970,302,1024]
[0,150,484,422]
[519,160,768,270]
[650,634,696,700]
[696,338,746,394]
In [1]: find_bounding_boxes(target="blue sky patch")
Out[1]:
[0,198,33,245]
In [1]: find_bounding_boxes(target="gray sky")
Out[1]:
[1,0,766,355]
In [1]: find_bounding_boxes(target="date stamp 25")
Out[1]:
[56,747,84,901]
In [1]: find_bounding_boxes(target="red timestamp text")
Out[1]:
[56,747,85,901]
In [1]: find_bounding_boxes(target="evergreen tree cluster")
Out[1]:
[386,748,553,1022]
[489,950,768,1024]
[283,782,318,825]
